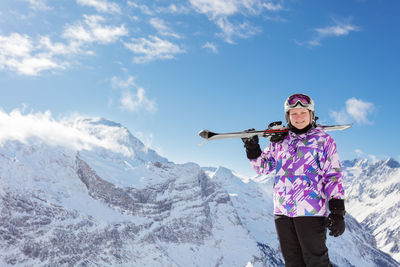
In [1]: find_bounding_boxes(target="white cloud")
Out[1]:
[355,149,364,157]
[189,0,238,18]
[368,154,379,163]
[0,109,133,156]
[263,2,283,11]
[76,0,121,14]
[133,131,153,152]
[330,109,351,125]
[62,15,128,44]
[2,1,282,75]
[111,75,136,89]
[296,18,359,48]
[133,131,165,156]
[127,1,154,16]
[127,1,190,15]
[0,14,128,76]
[188,0,282,43]
[133,131,153,147]
[315,23,358,37]
[157,4,191,14]
[24,0,51,11]
[202,42,218,53]
[120,88,157,113]
[13,56,61,76]
[330,97,375,125]
[345,98,374,124]
[149,18,181,39]
[38,36,82,56]
[111,75,157,113]
[215,17,261,44]
[123,35,185,63]
[188,0,283,18]
[0,33,65,75]
[0,33,33,58]
[354,149,385,163]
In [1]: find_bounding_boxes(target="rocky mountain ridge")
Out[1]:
[343,157,400,262]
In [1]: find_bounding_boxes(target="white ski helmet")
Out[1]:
[284,93,316,124]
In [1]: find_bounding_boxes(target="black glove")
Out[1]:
[267,121,287,143]
[326,198,346,237]
[241,128,262,159]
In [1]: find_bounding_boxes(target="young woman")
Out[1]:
[243,93,346,267]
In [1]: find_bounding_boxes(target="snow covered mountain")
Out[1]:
[343,157,400,263]
[0,116,398,266]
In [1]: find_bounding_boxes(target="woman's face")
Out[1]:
[289,108,311,130]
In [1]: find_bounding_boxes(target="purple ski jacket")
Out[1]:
[250,126,345,217]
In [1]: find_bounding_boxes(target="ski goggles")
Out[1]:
[287,94,312,107]
[285,93,315,113]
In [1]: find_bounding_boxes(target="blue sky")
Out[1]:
[0,0,399,175]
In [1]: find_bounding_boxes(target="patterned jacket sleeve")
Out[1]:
[249,142,277,175]
[321,135,345,200]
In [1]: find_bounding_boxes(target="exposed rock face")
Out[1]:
[0,143,265,266]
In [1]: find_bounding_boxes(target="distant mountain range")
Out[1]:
[343,157,400,263]
[0,117,398,266]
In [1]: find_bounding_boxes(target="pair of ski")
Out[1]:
[198,123,352,146]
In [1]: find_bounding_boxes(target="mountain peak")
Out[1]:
[73,117,169,165]
[342,158,370,168]
[383,157,400,168]
[343,157,400,169]
[68,116,125,131]
[79,117,123,128]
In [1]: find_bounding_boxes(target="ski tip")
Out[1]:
[321,123,353,131]
[198,129,210,139]
[198,129,218,139]
[338,123,353,130]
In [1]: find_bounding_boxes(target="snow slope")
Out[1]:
[343,158,400,262]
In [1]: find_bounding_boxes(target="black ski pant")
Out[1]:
[274,215,331,267]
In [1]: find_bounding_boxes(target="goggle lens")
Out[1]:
[287,94,312,106]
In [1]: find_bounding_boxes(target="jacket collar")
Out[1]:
[288,126,320,141]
